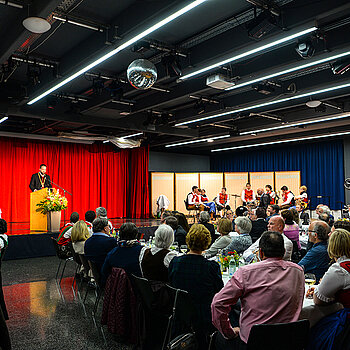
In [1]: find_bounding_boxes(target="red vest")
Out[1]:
[192,192,200,203]
[283,191,290,202]
[219,193,228,204]
[267,191,275,204]
[335,261,350,308]
[301,191,308,203]
[201,195,208,202]
[244,189,253,202]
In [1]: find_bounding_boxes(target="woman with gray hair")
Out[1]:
[139,224,178,282]
[199,211,216,246]
[96,206,113,232]
[223,216,252,255]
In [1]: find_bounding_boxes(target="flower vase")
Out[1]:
[47,211,61,232]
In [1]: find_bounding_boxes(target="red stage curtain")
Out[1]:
[0,137,149,225]
[130,145,150,218]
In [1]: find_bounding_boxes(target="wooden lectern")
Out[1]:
[30,188,48,231]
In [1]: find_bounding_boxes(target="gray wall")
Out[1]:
[149,151,210,172]
[344,138,350,203]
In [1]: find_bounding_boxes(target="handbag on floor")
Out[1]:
[162,289,198,350]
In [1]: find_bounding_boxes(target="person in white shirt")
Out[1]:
[243,215,293,262]
[241,183,256,205]
[215,187,230,217]
[279,185,295,209]
[187,186,205,211]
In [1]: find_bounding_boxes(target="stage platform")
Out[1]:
[4,218,161,261]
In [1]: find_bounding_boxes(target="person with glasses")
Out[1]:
[298,220,330,283]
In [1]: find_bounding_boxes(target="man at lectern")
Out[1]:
[29,164,52,192]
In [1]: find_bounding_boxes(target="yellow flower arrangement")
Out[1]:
[36,189,68,214]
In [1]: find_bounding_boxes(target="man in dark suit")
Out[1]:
[29,164,52,191]
[84,217,117,271]
[249,207,268,243]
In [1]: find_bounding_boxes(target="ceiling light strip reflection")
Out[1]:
[211,131,350,152]
[165,134,230,148]
[179,26,317,81]
[175,82,350,126]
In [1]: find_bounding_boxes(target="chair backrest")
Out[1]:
[88,260,102,289]
[130,274,156,311]
[79,254,90,273]
[246,319,310,350]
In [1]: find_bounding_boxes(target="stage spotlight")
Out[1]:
[161,55,182,77]
[331,59,350,75]
[246,10,277,40]
[295,41,315,59]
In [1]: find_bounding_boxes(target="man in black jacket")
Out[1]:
[257,188,271,209]
[29,164,52,191]
[249,207,268,243]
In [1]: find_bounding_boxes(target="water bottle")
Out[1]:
[229,259,236,277]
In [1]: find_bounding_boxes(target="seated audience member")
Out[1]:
[84,217,117,271]
[85,210,96,233]
[257,188,270,208]
[266,204,279,222]
[0,219,9,320]
[330,219,350,235]
[96,206,113,232]
[187,186,205,212]
[249,207,268,243]
[173,211,190,233]
[243,216,293,262]
[296,203,310,226]
[235,206,248,217]
[223,216,252,255]
[298,221,330,283]
[57,212,79,245]
[226,209,234,223]
[139,224,177,282]
[205,218,232,258]
[169,224,223,348]
[290,207,300,226]
[101,222,142,285]
[319,205,334,227]
[306,229,350,350]
[199,211,216,246]
[165,216,187,246]
[280,185,295,208]
[71,220,91,255]
[281,209,301,250]
[160,210,172,224]
[212,231,305,349]
[216,187,231,217]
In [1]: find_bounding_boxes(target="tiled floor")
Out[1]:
[2,257,132,350]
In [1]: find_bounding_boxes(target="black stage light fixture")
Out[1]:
[229,126,239,137]
[246,10,277,40]
[253,82,275,95]
[331,59,350,75]
[295,41,315,59]
[161,54,182,77]
[131,41,150,53]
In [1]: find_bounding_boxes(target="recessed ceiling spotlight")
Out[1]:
[23,17,51,34]
[306,100,322,108]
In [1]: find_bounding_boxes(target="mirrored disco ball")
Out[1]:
[127,59,157,90]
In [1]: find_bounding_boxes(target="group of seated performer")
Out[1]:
[186,186,230,219]
[241,183,256,206]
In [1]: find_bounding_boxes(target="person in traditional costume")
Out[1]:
[57,212,79,246]
[186,186,205,211]
[215,187,230,217]
[200,189,216,219]
[280,185,295,209]
[241,183,256,206]
[265,184,276,204]
[294,185,308,207]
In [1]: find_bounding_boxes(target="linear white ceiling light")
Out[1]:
[165,134,230,148]
[239,112,350,135]
[0,117,8,124]
[27,0,208,105]
[179,26,317,81]
[226,49,350,91]
[175,81,350,126]
[211,131,350,152]
[121,132,143,139]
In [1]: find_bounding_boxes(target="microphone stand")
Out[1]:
[50,179,72,225]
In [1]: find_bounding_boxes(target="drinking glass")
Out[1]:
[305,273,316,298]
[180,245,188,254]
